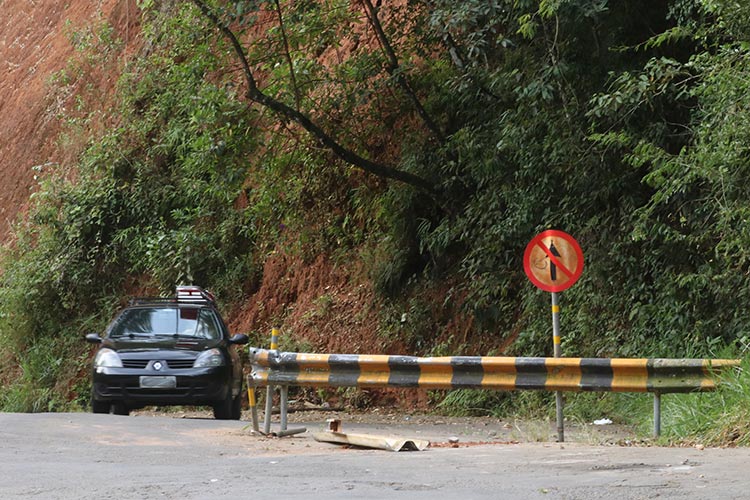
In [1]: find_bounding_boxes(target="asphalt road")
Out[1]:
[1,412,748,499]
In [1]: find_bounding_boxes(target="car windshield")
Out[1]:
[109,307,222,340]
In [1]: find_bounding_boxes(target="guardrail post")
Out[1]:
[263,386,274,434]
[263,327,280,435]
[653,392,661,438]
[247,376,259,433]
[269,327,280,351]
[280,385,289,431]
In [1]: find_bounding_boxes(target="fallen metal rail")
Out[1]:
[248,348,739,437]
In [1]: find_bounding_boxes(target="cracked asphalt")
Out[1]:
[1,412,748,499]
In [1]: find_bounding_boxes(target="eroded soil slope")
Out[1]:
[0,0,138,241]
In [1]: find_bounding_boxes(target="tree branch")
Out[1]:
[359,0,446,144]
[192,0,438,195]
[272,0,301,111]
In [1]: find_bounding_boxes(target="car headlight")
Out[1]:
[94,348,123,368]
[193,348,224,368]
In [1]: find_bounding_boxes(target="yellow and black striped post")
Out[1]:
[551,292,564,442]
[269,328,279,351]
[263,327,280,435]
[247,376,259,432]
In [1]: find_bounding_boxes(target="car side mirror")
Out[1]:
[85,333,102,344]
[229,333,249,345]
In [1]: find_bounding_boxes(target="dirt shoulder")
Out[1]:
[132,407,644,451]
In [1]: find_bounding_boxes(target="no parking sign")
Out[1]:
[523,230,584,293]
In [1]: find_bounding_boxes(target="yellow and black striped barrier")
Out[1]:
[248,348,739,438]
[249,348,738,394]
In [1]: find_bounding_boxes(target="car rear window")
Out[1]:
[109,307,222,340]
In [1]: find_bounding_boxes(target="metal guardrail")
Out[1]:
[248,348,737,393]
[247,347,739,438]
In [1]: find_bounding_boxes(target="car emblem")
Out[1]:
[153,361,163,371]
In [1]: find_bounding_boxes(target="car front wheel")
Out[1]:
[91,398,110,414]
[111,401,130,416]
[213,391,241,420]
[231,391,242,420]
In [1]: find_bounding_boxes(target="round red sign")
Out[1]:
[523,230,584,293]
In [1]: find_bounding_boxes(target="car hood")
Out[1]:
[104,337,222,353]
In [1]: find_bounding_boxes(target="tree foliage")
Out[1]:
[3,0,750,413]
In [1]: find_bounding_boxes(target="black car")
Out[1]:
[85,286,249,419]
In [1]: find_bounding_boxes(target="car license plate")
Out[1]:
[139,376,177,389]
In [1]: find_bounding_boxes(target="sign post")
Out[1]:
[551,291,563,442]
[523,230,584,443]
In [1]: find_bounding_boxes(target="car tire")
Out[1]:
[213,394,230,420]
[91,386,110,414]
[230,391,242,420]
[213,391,241,420]
[91,397,110,414]
[111,402,130,416]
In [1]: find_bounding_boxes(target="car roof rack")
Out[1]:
[175,286,216,304]
[128,286,216,307]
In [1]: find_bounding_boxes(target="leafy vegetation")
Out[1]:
[662,357,750,446]
[2,0,750,444]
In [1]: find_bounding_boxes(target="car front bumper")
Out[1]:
[92,366,232,407]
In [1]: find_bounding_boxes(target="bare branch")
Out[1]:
[360,0,446,143]
[272,0,301,111]
[191,0,438,195]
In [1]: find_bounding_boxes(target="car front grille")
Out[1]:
[122,359,149,369]
[167,359,195,369]
[120,359,196,369]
